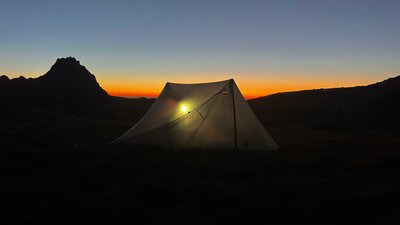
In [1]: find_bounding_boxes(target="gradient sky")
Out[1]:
[1,0,400,98]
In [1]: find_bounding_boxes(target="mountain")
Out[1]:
[1,57,107,107]
[248,76,400,130]
[0,57,154,122]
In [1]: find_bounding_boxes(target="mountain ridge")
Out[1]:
[0,57,153,122]
[251,75,400,100]
[249,75,400,130]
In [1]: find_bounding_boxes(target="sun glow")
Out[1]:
[181,105,188,113]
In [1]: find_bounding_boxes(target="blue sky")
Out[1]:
[1,0,400,97]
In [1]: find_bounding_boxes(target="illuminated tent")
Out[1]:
[112,79,278,150]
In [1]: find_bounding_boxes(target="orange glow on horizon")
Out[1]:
[4,70,386,99]
[103,77,376,100]
[108,90,159,98]
[4,61,395,100]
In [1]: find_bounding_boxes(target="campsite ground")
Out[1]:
[0,107,399,224]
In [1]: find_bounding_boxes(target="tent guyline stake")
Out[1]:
[230,79,238,150]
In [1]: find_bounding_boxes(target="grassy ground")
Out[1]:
[0,107,399,224]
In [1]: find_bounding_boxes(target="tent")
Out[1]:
[112,79,278,150]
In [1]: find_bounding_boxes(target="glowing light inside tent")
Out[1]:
[181,105,188,113]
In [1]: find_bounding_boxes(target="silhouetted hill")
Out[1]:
[37,57,108,99]
[249,76,400,130]
[0,75,10,82]
[0,57,154,122]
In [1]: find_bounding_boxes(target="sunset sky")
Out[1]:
[1,0,400,98]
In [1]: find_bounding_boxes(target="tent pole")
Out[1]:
[230,80,238,150]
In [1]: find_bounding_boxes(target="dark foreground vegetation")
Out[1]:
[1,105,399,225]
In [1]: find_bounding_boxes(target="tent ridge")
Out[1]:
[166,79,233,86]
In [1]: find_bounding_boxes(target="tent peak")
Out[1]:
[166,79,235,86]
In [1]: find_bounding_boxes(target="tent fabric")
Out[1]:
[112,79,278,150]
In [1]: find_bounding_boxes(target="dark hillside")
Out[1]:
[249,76,400,130]
[0,106,399,224]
